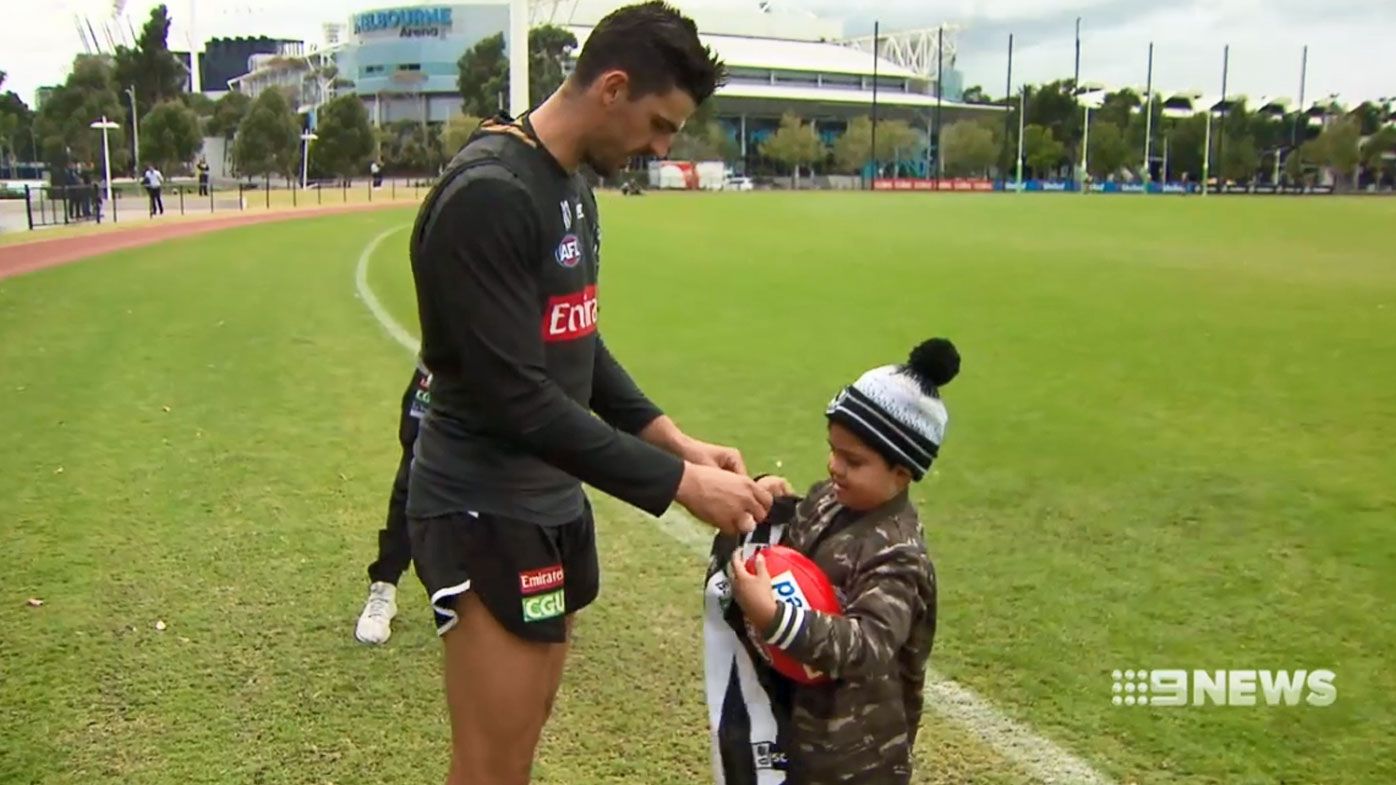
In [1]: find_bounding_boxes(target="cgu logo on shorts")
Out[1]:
[519,564,565,595]
[542,284,598,342]
[555,233,582,268]
[522,589,566,622]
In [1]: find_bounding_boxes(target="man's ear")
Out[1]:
[594,70,631,107]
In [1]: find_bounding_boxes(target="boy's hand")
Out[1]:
[729,550,779,631]
[756,475,795,498]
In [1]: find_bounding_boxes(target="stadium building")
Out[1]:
[228,1,1001,175]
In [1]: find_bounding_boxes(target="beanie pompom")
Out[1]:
[906,338,960,391]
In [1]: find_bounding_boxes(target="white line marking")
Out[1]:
[354,225,417,354]
[354,229,1115,785]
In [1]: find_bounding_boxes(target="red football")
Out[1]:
[745,545,843,685]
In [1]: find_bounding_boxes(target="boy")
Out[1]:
[353,358,431,644]
[704,337,961,785]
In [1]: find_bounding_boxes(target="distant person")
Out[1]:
[143,164,165,216]
[197,157,210,196]
[370,159,383,189]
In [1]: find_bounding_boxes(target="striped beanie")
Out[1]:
[825,338,961,481]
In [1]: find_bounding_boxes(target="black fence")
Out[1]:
[19,177,434,231]
[23,184,104,229]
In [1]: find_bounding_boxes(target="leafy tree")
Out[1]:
[941,120,997,176]
[1085,120,1129,179]
[207,91,251,139]
[378,119,443,173]
[456,25,577,116]
[34,55,129,171]
[669,98,736,162]
[1310,117,1362,188]
[113,4,188,129]
[234,87,299,180]
[0,71,33,164]
[1023,124,1065,178]
[757,113,825,186]
[960,85,990,104]
[1361,126,1396,187]
[440,112,483,158]
[833,116,919,174]
[312,94,375,180]
[1219,133,1260,182]
[140,100,201,172]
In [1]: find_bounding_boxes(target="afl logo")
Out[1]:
[555,234,582,268]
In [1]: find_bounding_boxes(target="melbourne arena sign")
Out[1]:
[353,6,454,38]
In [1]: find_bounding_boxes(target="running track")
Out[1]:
[0,202,411,282]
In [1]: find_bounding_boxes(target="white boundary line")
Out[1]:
[354,226,1115,785]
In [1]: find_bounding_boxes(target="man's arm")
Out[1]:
[414,174,688,516]
[589,337,665,435]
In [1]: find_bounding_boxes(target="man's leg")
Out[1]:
[441,596,571,785]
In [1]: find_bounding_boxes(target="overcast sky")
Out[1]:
[4,0,1392,108]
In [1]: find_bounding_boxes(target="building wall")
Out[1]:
[203,37,302,92]
[336,4,510,115]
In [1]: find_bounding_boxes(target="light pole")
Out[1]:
[1073,83,1105,192]
[90,116,119,206]
[1014,86,1026,191]
[125,86,139,174]
[300,131,318,190]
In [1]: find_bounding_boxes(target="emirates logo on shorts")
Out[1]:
[519,565,565,595]
[541,285,598,342]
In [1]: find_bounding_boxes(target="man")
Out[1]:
[197,157,210,197]
[143,163,164,217]
[406,3,773,783]
[353,359,432,645]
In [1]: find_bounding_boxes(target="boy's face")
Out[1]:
[826,422,912,511]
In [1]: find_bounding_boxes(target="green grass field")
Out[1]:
[3,193,1394,784]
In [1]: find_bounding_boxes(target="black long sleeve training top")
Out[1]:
[406,119,685,526]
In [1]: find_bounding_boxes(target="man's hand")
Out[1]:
[639,416,748,475]
[680,437,748,476]
[755,475,795,498]
[729,549,778,631]
[675,462,773,535]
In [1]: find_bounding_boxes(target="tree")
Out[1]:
[378,119,443,174]
[207,91,251,139]
[457,33,507,116]
[1085,120,1129,179]
[669,98,736,162]
[456,25,579,117]
[941,120,997,176]
[833,117,919,175]
[1313,117,1362,189]
[1361,126,1396,187]
[0,71,34,164]
[180,92,216,119]
[1161,114,1208,181]
[440,112,483,157]
[139,100,201,172]
[1025,80,1084,160]
[234,88,299,180]
[527,26,577,106]
[34,55,129,171]
[1283,145,1307,184]
[960,85,990,104]
[758,113,825,187]
[1219,133,1260,182]
[313,94,376,179]
[1350,101,1386,136]
[113,4,188,130]
[1023,124,1066,178]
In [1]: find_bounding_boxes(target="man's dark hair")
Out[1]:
[572,1,727,104]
